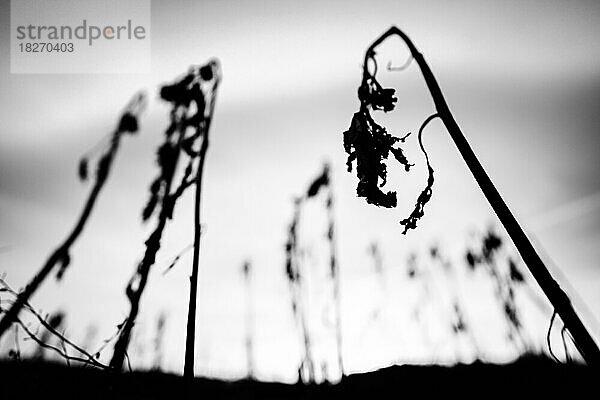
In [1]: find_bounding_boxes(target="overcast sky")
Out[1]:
[1,0,600,382]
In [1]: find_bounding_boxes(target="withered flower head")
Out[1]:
[343,51,413,209]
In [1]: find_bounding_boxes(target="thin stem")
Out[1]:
[547,310,560,363]
[286,199,315,383]
[162,243,194,276]
[243,261,254,378]
[327,185,344,379]
[184,62,221,378]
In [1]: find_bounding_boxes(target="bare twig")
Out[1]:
[60,329,70,367]
[162,243,194,276]
[16,315,109,368]
[0,278,110,369]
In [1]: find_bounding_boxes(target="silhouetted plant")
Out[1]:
[428,245,481,357]
[405,252,435,348]
[241,260,255,379]
[308,164,344,378]
[358,241,405,357]
[366,242,386,326]
[0,277,109,368]
[324,171,344,379]
[34,311,65,359]
[152,312,167,370]
[81,324,98,354]
[369,242,384,276]
[0,93,146,340]
[405,246,480,356]
[110,61,220,372]
[8,325,20,362]
[465,229,529,350]
[95,318,130,370]
[284,197,315,383]
[348,26,599,363]
[406,252,418,279]
[185,59,221,378]
[546,310,576,364]
[284,163,344,382]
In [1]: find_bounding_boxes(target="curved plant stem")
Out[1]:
[367,26,600,364]
[110,129,184,370]
[285,199,315,383]
[242,261,255,378]
[0,93,145,340]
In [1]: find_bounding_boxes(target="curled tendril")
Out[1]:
[387,54,413,72]
[399,114,438,233]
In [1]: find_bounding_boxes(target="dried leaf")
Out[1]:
[482,231,502,261]
[118,112,139,134]
[47,312,65,330]
[343,111,400,208]
[149,177,162,196]
[181,135,199,157]
[358,78,397,112]
[199,64,213,81]
[306,166,329,198]
[465,250,477,270]
[142,193,159,221]
[400,164,434,233]
[509,259,525,283]
[159,73,195,105]
[55,251,71,281]
[504,301,521,329]
[157,142,177,179]
[390,147,413,172]
[78,158,88,181]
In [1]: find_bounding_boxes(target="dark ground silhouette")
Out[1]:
[1,355,595,399]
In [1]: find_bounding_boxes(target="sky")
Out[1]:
[1,0,600,382]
